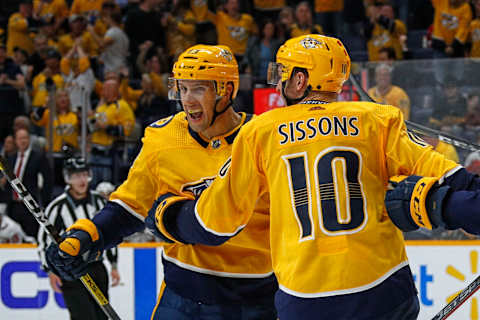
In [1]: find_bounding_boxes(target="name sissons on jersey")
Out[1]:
[278,115,360,145]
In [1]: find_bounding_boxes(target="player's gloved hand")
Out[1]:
[46,219,104,281]
[385,175,452,232]
[145,193,191,243]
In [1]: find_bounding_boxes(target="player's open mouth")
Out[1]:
[188,110,203,120]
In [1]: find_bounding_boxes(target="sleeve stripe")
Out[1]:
[194,201,246,237]
[110,199,146,222]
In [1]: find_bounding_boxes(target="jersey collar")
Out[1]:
[188,112,253,148]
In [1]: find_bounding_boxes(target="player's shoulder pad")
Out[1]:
[149,114,175,129]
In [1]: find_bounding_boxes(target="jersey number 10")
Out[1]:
[283,147,367,241]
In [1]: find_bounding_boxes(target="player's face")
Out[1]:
[178,80,218,133]
[69,171,90,195]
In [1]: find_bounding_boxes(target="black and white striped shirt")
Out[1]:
[38,188,118,271]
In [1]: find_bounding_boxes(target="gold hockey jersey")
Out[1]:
[111,112,272,277]
[191,101,459,297]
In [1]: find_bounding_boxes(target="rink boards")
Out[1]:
[0,241,479,320]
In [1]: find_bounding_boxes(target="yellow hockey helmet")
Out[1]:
[269,34,350,94]
[171,44,239,99]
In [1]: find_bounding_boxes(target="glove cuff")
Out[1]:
[67,218,100,242]
[409,176,439,230]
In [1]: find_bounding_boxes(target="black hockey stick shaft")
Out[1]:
[348,74,480,152]
[0,156,121,320]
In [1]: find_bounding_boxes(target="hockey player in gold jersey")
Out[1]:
[44,44,277,320]
[143,34,465,319]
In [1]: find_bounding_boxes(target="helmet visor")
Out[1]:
[267,62,286,86]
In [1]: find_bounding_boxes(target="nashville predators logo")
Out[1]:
[218,48,233,62]
[181,177,215,197]
[300,37,323,49]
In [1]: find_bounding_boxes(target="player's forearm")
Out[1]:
[443,168,480,191]
[162,199,234,246]
[92,201,145,250]
[443,190,480,234]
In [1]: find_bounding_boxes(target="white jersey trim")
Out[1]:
[278,260,409,298]
[111,199,145,222]
[194,201,246,236]
[162,250,274,278]
[438,165,463,184]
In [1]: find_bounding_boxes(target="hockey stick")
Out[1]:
[430,274,480,320]
[349,74,480,319]
[348,74,480,152]
[0,156,121,320]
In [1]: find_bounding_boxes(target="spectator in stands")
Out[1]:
[13,115,46,152]
[342,0,366,37]
[252,0,285,21]
[468,0,480,57]
[124,0,164,73]
[61,40,96,113]
[0,210,34,243]
[91,1,115,38]
[135,41,169,98]
[88,7,128,74]
[0,44,26,142]
[7,0,35,56]
[28,34,49,78]
[212,0,256,66]
[0,135,16,158]
[243,19,281,82]
[431,0,472,59]
[31,48,63,109]
[422,135,460,162]
[97,69,142,111]
[287,2,323,39]
[71,0,104,17]
[135,73,172,131]
[190,0,217,45]
[377,46,397,61]
[31,89,79,153]
[89,79,134,186]
[368,63,411,120]
[464,91,480,127]
[36,17,58,49]
[162,0,196,63]
[13,47,33,109]
[365,3,407,61]
[4,128,53,237]
[58,14,98,57]
[276,6,294,41]
[314,0,343,37]
[430,75,467,126]
[33,0,69,33]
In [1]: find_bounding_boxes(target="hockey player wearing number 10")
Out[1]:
[44,45,278,319]
[146,34,463,319]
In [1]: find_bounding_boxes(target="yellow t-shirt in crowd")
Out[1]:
[34,0,69,21]
[432,0,472,45]
[254,0,286,10]
[70,0,104,16]
[367,85,410,120]
[91,99,135,147]
[31,73,65,108]
[7,13,34,56]
[32,110,78,152]
[315,0,344,13]
[367,20,406,61]
[469,19,480,57]
[213,11,256,56]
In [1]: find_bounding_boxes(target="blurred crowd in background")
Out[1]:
[1,0,480,242]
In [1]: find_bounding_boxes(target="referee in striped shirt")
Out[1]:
[38,157,120,320]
